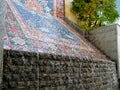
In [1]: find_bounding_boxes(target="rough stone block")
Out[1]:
[2,50,119,89]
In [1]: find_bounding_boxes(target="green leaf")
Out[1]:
[71,0,119,31]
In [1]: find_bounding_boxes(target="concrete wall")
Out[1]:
[117,25,120,79]
[0,0,5,88]
[89,24,118,61]
[64,18,85,35]
[88,24,120,78]
[3,50,118,90]
[65,0,78,25]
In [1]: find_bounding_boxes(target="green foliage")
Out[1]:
[71,0,119,31]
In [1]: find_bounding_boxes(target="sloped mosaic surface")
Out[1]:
[4,0,106,59]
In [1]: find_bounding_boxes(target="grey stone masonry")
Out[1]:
[3,50,118,90]
[88,24,120,79]
[0,0,6,88]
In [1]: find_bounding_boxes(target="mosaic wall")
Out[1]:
[56,0,65,19]
[4,0,107,59]
[10,0,65,18]
[12,0,54,16]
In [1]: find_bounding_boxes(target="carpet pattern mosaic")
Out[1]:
[4,0,106,59]
[56,0,65,19]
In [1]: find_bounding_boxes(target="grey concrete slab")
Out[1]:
[89,24,120,79]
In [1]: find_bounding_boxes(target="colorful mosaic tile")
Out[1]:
[3,0,107,59]
[56,0,65,19]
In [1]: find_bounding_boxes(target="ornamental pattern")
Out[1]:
[3,0,106,59]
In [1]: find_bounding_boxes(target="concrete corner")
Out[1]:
[88,24,120,79]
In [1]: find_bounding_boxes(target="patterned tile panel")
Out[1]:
[56,0,65,19]
[3,0,107,59]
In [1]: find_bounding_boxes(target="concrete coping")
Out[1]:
[90,24,120,34]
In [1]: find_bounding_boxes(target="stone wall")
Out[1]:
[0,0,6,88]
[3,50,118,90]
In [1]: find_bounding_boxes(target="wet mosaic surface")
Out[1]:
[3,0,106,59]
